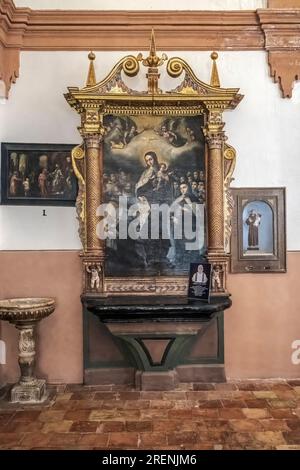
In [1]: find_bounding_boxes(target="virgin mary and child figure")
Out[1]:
[134,151,171,268]
[134,151,200,269]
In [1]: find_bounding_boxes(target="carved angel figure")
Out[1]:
[86,264,102,290]
[211,265,222,291]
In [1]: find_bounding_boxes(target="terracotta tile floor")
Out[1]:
[0,380,300,450]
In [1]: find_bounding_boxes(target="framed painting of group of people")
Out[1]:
[0,143,77,206]
[230,187,286,273]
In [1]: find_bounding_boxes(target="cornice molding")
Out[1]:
[1,4,263,51]
[268,0,300,7]
[1,0,300,98]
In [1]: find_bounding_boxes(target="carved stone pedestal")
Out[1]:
[11,378,46,403]
[0,298,55,403]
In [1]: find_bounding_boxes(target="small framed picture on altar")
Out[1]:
[188,262,212,302]
[230,188,286,273]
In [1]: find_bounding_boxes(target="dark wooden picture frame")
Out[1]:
[231,187,286,273]
[1,142,77,206]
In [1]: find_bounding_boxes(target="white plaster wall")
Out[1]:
[13,0,267,11]
[0,51,84,250]
[0,206,80,250]
[1,49,300,250]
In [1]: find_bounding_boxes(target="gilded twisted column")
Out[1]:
[205,114,228,295]
[80,127,106,294]
[84,133,104,257]
[206,130,226,254]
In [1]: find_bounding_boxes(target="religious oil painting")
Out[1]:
[231,188,286,273]
[1,143,77,206]
[101,114,206,277]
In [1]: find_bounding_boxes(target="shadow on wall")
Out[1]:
[0,80,6,101]
[0,339,6,387]
[0,340,5,365]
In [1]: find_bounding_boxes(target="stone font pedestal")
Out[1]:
[0,298,55,403]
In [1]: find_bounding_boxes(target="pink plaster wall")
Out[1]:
[0,251,83,384]
[1,250,299,384]
[226,252,300,379]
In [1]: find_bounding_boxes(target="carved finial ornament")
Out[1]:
[86,51,97,87]
[137,29,168,94]
[210,52,220,88]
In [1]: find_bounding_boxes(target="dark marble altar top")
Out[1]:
[82,295,232,323]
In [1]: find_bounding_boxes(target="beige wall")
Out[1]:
[0,250,299,383]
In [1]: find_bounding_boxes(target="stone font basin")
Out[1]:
[0,298,55,323]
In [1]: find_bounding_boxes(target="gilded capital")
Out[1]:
[79,107,105,140]
[205,131,227,150]
[80,130,104,147]
[208,110,224,127]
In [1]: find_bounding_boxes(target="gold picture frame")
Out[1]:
[64,32,243,299]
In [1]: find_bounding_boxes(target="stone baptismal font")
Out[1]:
[0,298,55,403]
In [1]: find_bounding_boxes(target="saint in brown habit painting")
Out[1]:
[102,114,206,276]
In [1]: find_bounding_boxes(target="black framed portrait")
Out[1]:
[188,262,212,302]
[1,143,77,206]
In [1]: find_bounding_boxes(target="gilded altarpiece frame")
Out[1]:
[65,35,243,300]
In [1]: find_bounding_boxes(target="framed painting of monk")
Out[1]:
[230,188,286,273]
[0,143,77,206]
